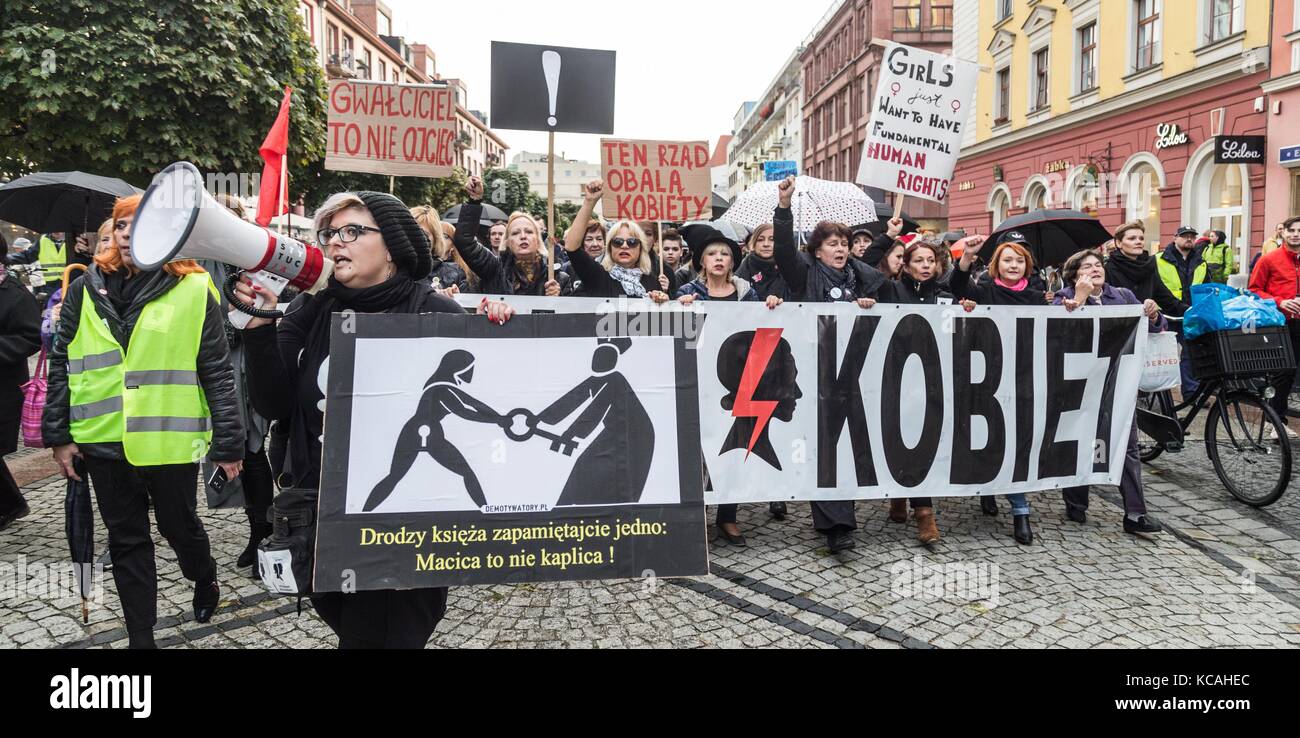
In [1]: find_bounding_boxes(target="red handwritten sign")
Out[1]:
[326,80,457,178]
[600,139,711,221]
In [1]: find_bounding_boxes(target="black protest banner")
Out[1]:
[490,41,616,134]
[314,313,705,591]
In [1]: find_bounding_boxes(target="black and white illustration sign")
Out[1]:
[693,302,1147,504]
[315,313,706,591]
[490,41,617,134]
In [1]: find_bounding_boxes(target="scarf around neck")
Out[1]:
[994,277,1028,291]
[810,260,857,302]
[609,265,647,297]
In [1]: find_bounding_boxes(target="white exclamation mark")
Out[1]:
[542,50,561,127]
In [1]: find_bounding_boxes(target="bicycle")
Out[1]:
[1136,322,1294,507]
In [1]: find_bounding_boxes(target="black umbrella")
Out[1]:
[988,209,1112,270]
[710,191,731,220]
[0,171,140,235]
[442,201,509,227]
[64,458,95,623]
[856,202,919,237]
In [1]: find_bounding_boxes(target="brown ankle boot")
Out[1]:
[888,498,908,523]
[915,507,940,544]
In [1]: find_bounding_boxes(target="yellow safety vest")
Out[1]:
[1157,254,1207,303]
[38,236,67,283]
[66,272,217,466]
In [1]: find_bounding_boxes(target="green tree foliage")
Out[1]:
[0,0,327,190]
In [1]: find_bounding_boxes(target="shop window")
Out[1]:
[1291,171,1300,216]
[1125,163,1163,251]
[991,189,1010,228]
[1207,164,1245,248]
[1026,182,1050,211]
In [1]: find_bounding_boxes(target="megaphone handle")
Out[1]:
[225,271,285,320]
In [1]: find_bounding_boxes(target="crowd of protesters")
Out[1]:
[5,168,1300,650]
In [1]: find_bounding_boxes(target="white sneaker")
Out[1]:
[1269,426,1298,440]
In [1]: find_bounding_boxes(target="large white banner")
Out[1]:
[694,302,1145,503]
[855,42,979,203]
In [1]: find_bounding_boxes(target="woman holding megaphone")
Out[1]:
[42,194,245,649]
[235,190,516,649]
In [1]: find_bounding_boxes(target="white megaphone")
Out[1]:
[131,161,332,314]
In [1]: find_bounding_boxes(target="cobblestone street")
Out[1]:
[4,440,1299,649]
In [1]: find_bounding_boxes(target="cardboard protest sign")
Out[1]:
[490,41,617,134]
[600,139,712,222]
[856,42,978,203]
[325,79,457,178]
[314,313,707,591]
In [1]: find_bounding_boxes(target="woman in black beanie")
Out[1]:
[235,191,514,649]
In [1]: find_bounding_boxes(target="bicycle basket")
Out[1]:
[1186,326,1296,380]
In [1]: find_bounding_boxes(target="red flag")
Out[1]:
[256,87,292,227]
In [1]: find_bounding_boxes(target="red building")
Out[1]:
[800,0,954,229]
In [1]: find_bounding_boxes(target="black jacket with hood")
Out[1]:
[42,265,244,462]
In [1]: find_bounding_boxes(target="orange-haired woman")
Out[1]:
[42,194,245,649]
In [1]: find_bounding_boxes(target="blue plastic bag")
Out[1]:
[1183,283,1286,340]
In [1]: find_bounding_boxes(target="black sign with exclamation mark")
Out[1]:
[490,41,617,134]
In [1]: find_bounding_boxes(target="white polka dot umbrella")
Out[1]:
[720,175,878,232]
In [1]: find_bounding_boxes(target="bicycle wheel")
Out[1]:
[1205,392,1292,507]
[1136,391,1172,463]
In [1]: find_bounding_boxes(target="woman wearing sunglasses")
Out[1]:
[563,181,671,302]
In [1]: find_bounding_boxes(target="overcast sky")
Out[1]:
[385,0,839,165]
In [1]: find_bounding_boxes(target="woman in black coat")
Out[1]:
[237,190,516,649]
[769,177,881,553]
[948,232,1043,545]
[454,177,572,297]
[1103,221,1185,316]
[564,181,671,303]
[735,223,791,300]
[874,239,974,546]
[0,265,41,528]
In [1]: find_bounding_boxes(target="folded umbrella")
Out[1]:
[0,171,140,235]
[722,175,877,233]
[988,209,1111,270]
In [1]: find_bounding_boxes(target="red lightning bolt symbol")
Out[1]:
[732,328,783,459]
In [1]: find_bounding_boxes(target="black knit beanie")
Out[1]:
[354,191,432,281]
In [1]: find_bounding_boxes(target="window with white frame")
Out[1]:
[1135,0,1159,70]
[1293,39,1300,73]
[1078,23,1098,92]
[1032,48,1050,111]
[997,0,1012,22]
[1207,0,1243,43]
[995,68,1010,123]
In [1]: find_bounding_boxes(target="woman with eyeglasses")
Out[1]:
[42,195,245,648]
[564,181,671,302]
[1053,248,1164,536]
[235,190,516,649]
[450,176,572,297]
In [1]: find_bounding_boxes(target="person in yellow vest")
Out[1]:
[6,231,67,302]
[41,194,245,649]
[1158,225,1209,397]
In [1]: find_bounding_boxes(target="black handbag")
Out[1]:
[257,487,317,597]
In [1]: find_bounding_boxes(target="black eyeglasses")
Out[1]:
[317,224,382,246]
[610,238,641,248]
